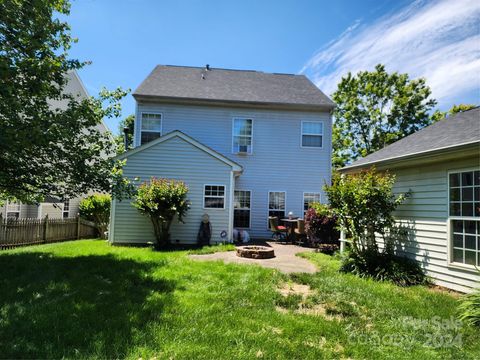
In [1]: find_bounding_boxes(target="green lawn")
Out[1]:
[0,240,478,359]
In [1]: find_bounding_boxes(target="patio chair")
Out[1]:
[269,216,287,240]
[294,219,307,245]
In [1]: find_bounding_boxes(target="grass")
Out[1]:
[0,240,478,359]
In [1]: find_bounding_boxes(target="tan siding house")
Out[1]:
[340,108,480,293]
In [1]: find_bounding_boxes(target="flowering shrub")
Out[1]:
[304,203,339,246]
[133,178,189,249]
[79,194,111,238]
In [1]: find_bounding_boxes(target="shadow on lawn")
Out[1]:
[0,252,175,359]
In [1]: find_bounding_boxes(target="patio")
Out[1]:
[189,241,317,274]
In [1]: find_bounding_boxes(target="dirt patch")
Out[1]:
[278,282,314,299]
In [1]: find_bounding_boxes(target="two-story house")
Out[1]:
[109,65,334,244]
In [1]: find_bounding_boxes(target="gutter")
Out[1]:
[339,140,480,172]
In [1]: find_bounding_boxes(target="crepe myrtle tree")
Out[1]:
[133,178,190,249]
[324,168,409,254]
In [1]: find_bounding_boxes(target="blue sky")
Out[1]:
[67,0,479,134]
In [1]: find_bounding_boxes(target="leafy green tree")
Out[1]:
[332,64,437,168]
[133,178,189,249]
[0,0,129,203]
[431,103,477,122]
[79,194,111,238]
[115,114,135,154]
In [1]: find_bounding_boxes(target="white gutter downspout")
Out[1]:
[228,170,235,243]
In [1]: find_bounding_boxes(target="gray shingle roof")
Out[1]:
[133,65,334,110]
[342,107,480,170]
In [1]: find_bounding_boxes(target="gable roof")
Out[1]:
[133,65,335,111]
[117,130,243,173]
[341,107,480,171]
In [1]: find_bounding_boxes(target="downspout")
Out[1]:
[228,170,235,243]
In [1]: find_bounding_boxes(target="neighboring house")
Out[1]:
[0,71,109,220]
[109,65,334,245]
[339,108,480,293]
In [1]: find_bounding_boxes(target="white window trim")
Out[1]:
[267,191,286,229]
[234,189,252,229]
[203,184,226,210]
[300,120,324,149]
[231,117,253,155]
[303,192,321,213]
[63,199,70,219]
[140,111,163,145]
[446,167,480,271]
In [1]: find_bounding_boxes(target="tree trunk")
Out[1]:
[150,215,173,249]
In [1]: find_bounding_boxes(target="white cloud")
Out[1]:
[301,0,480,105]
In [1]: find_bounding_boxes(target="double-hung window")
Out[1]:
[303,192,321,214]
[232,118,253,154]
[449,169,480,267]
[204,185,225,209]
[234,190,251,228]
[141,113,162,145]
[268,191,286,224]
[301,121,323,148]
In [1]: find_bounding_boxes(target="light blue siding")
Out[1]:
[111,135,233,244]
[134,103,332,238]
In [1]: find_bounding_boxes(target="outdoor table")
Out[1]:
[281,218,298,244]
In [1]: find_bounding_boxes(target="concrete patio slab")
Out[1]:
[189,242,317,274]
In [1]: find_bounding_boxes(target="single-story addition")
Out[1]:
[110,131,243,244]
[340,107,480,293]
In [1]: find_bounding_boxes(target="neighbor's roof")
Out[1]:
[133,65,335,110]
[341,107,480,171]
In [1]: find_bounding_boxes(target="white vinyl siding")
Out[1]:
[135,103,332,238]
[372,158,480,293]
[232,118,253,154]
[234,190,251,228]
[141,113,162,145]
[111,135,233,244]
[301,121,323,148]
[6,201,20,219]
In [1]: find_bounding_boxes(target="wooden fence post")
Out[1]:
[43,214,49,243]
[76,215,81,239]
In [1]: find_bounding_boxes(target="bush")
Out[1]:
[458,273,480,327]
[339,250,429,286]
[79,194,111,238]
[304,203,339,246]
[133,178,189,249]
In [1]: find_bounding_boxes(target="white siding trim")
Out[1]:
[109,199,117,243]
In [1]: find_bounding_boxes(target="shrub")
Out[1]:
[458,272,480,327]
[304,203,339,246]
[79,194,111,238]
[133,178,189,249]
[325,168,409,253]
[339,250,429,286]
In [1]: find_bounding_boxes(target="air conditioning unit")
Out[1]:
[237,145,249,153]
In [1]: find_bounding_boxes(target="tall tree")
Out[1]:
[0,0,128,203]
[332,64,437,168]
[115,114,135,154]
[430,103,477,122]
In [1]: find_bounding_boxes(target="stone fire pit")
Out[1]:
[236,245,275,259]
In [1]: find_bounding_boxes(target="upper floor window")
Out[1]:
[204,185,225,209]
[301,121,323,148]
[303,192,321,214]
[449,169,480,267]
[141,113,162,145]
[232,118,252,154]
